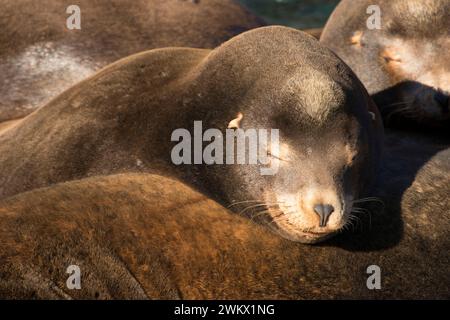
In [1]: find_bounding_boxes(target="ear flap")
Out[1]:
[227,112,244,129]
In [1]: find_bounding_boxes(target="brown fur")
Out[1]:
[0,0,264,122]
[401,148,450,241]
[0,119,21,135]
[321,0,450,131]
[303,28,323,40]
[0,27,383,243]
[0,169,448,299]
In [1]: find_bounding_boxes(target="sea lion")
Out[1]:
[378,129,450,240]
[0,172,448,299]
[320,0,450,131]
[0,0,264,122]
[400,147,450,242]
[0,26,383,243]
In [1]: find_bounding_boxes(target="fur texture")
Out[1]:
[0,167,448,299]
[321,0,450,131]
[0,26,383,242]
[0,0,264,121]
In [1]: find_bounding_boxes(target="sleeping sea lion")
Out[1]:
[0,26,383,243]
[321,0,450,131]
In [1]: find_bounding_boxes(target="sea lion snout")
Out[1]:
[321,0,450,130]
[299,188,346,232]
[268,183,350,243]
[393,80,450,123]
[383,41,450,123]
[314,204,335,227]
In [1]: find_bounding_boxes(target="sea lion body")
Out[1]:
[0,170,448,299]
[0,27,383,243]
[400,147,450,242]
[379,129,450,240]
[320,0,450,131]
[0,0,264,122]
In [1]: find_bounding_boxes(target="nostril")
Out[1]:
[434,91,449,111]
[314,204,335,227]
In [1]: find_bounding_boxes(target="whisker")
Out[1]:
[352,207,370,214]
[251,210,271,220]
[227,200,265,208]
[239,203,280,215]
[352,196,383,202]
[351,209,372,231]
[383,100,414,108]
[350,214,364,232]
[352,197,385,210]
[272,209,297,219]
[384,105,413,123]
[252,209,283,220]
[228,199,286,209]
[348,216,356,232]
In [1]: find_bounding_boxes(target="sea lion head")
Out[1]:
[188,26,383,243]
[321,0,450,130]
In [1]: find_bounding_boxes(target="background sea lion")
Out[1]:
[320,0,450,131]
[377,129,450,241]
[0,26,383,243]
[0,171,448,299]
[0,0,264,122]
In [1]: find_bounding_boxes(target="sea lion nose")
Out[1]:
[434,90,449,112]
[314,204,335,227]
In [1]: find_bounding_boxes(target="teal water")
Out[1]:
[238,0,339,29]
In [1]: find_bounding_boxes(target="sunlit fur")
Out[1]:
[321,0,450,130]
